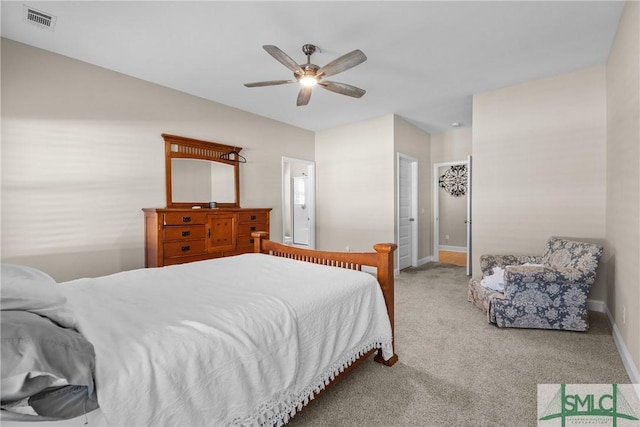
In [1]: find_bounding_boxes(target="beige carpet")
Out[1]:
[288,262,631,427]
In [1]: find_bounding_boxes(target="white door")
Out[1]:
[466,155,472,276]
[282,157,315,249]
[292,176,309,246]
[398,156,415,270]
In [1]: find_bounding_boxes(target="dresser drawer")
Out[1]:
[164,240,206,258]
[144,207,271,268]
[163,252,221,266]
[237,222,267,236]
[164,212,207,226]
[164,225,206,242]
[238,212,268,223]
[236,234,259,250]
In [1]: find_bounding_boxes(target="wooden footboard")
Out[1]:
[252,231,398,366]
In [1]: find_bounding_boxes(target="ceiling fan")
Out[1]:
[244,44,367,106]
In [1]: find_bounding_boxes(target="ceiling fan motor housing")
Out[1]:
[295,64,320,81]
[302,44,316,56]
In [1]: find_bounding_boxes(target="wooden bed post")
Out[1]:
[373,243,399,367]
[253,231,269,253]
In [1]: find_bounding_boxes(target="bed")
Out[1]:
[1,232,398,426]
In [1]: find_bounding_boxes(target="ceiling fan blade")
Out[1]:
[297,86,312,106]
[263,45,304,74]
[244,80,294,88]
[317,49,367,77]
[318,81,366,98]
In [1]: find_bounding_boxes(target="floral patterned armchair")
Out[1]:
[467,237,603,331]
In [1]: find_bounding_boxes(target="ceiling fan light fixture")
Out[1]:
[244,44,367,106]
[300,76,318,87]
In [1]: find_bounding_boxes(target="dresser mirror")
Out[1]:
[163,133,241,208]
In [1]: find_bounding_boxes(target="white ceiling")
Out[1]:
[1,1,625,133]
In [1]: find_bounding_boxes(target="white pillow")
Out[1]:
[480,266,506,292]
[1,264,76,329]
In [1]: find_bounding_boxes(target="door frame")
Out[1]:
[291,175,310,246]
[466,155,472,276]
[396,153,418,273]
[282,157,316,249]
[433,159,471,275]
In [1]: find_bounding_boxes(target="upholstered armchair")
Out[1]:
[468,237,603,331]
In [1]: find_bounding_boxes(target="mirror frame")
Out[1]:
[163,133,241,208]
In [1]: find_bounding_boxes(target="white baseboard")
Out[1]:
[586,299,606,312]
[438,245,467,253]
[418,256,433,266]
[395,257,434,276]
[588,299,640,385]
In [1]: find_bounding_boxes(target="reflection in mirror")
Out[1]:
[171,159,235,203]
[163,133,241,208]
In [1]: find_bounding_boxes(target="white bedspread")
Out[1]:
[60,253,393,427]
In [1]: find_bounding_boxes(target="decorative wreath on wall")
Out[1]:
[439,165,467,197]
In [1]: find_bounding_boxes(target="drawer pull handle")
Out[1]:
[250,215,256,220]
[181,245,191,252]
[182,216,192,223]
[250,226,256,231]
[181,231,191,237]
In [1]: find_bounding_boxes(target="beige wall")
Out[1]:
[431,128,472,165]
[431,128,473,252]
[472,66,607,299]
[605,0,640,380]
[315,115,395,252]
[393,115,431,262]
[315,114,431,265]
[1,39,315,281]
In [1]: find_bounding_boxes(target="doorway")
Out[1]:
[397,153,418,271]
[291,176,309,245]
[282,157,315,248]
[433,158,471,275]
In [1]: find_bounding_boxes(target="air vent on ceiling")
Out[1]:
[23,5,57,31]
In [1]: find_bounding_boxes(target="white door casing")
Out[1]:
[282,157,315,249]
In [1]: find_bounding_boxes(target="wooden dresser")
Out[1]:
[143,208,271,267]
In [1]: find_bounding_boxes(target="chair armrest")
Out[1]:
[504,265,585,286]
[479,254,542,277]
[501,265,593,311]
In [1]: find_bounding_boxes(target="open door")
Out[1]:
[466,155,472,276]
[292,176,310,246]
[282,157,315,248]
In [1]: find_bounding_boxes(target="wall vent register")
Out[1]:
[23,5,57,31]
